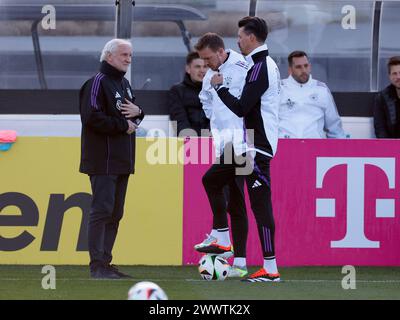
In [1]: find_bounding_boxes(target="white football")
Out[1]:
[127,281,168,300]
[198,255,230,281]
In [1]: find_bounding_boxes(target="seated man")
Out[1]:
[278,51,346,139]
[374,56,400,138]
[168,52,210,136]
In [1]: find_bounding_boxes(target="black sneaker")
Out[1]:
[90,266,121,280]
[107,264,132,278]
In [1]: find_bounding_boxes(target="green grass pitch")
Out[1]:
[0,265,399,300]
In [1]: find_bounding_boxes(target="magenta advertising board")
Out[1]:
[183,138,400,266]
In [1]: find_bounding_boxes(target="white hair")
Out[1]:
[100,38,132,62]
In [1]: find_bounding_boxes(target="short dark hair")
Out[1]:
[288,51,308,67]
[186,51,200,65]
[388,56,400,74]
[194,33,225,52]
[238,16,268,43]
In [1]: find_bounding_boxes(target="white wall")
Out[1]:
[0,114,375,138]
[341,117,375,139]
[0,114,174,137]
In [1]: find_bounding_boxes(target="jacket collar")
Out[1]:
[245,44,268,64]
[218,49,234,71]
[387,84,400,100]
[287,74,314,88]
[183,73,202,89]
[100,61,126,80]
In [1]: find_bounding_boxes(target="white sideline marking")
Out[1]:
[0,278,400,283]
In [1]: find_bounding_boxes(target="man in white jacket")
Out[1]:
[193,33,250,278]
[279,51,346,138]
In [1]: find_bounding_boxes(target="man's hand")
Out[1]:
[210,73,223,86]
[126,119,137,134]
[121,98,142,118]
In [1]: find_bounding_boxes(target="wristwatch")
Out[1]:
[212,83,223,91]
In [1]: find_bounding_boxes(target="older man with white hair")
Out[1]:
[79,39,144,279]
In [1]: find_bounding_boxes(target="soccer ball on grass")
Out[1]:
[198,254,230,281]
[127,281,168,300]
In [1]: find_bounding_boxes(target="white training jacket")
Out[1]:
[199,49,249,158]
[243,44,281,158]
[278,75,346,139]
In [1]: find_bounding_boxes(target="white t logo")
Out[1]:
[316,157,395,248]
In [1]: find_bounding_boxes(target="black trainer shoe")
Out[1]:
[107,264,132,278]
[90,266,121,280]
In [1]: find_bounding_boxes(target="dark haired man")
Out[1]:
[168,52,209,136]
[210,16,281,282]
[374,56,400,138]
[279,51,345,138]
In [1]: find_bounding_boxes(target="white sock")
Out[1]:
[217,228,231,246]
[263,258,278,274]
[233,258,246,268]
[210,229,218,238]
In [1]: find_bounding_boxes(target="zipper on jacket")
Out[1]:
[107,136,110,174]
[129,136,132,171]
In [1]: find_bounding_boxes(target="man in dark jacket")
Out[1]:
[168,52,210,136]
[79,39,144,279]
[374,56,400,138]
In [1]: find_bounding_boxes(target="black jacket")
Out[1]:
[79,61,144,175]
[168,73,210,136]
[374,84,400,138]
